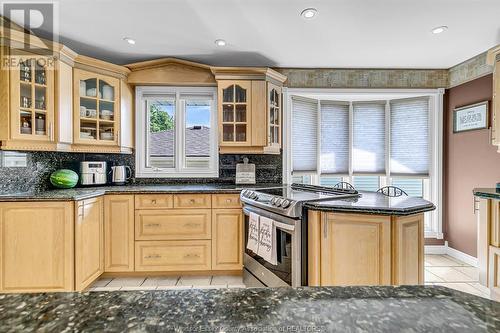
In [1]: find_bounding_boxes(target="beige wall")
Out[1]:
[444,74,500,257]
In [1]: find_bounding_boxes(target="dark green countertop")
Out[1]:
[0,286,498,332]
[474,188,500,200]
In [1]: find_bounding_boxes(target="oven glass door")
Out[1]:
[244,216,293,286]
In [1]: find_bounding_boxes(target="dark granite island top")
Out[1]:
[0,183,282,202]
[0,286,498,332]
[474,188,500,200]
[305,191,436,216]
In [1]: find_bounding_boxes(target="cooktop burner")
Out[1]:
[241,183,359,219]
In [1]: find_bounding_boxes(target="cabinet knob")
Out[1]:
[151,199,157,204]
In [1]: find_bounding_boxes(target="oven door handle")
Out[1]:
[243,207,296,232]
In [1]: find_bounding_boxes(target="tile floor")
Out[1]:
[88,254,491,300]
[424,254,491,299]
[87,275,246,291]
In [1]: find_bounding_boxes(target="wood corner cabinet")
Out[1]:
[75,197,104,291]
[213,67,286,154]
[73,68,120,146]
[0,201,74,293]
[0,49,57,151]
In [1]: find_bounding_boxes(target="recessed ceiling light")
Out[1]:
[431,26,448,34]
[300,8,318,20]
[123,37,136,45]
[215,39,227,47]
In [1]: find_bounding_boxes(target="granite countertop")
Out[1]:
[0,183,282,202]
[473,188,500,200]
[0,286,498,332]
[305,191,436,216]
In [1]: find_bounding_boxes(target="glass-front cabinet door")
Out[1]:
[218,80,251,145]
[73,69,120,145]
[267,83,281,150]
[10,55,54,141]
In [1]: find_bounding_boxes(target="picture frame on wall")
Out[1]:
[453,101,489,133]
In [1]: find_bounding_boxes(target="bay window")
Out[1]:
[284,89,444,238]
[136,86,218,178]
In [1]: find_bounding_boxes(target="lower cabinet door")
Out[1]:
[135,240,211,271]
[392,214,424,285]
[75,197,104,291]
[489,245,500,301]
[320,213,391,286]
[104,195,135,272]
[212,209,243,270]
[0,202,74,293]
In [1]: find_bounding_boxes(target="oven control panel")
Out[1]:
[241,190,294,209]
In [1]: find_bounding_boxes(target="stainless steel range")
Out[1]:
[240,183,359,287]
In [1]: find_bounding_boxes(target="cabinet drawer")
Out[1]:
[135,209,211,240]
[135,240,211,271]
[212,194,241,208]
[173,194,211,209]
[135,195,173,209]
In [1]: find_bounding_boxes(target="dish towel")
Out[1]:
[257,216,277,265]
[246,213,260,253]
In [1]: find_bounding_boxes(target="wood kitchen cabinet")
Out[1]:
[391,214,425,285]
[0,202,74,293]
[104,195,135,272]
[212,209,243,270]
[308,210,424,286]
[75,197,104,291]
[212,67,287,154]
[319,213,391,286]
[0,49,56,151]
[73,68,120,146]
[487,45,500,150]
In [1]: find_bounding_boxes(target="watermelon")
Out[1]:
[50,169,79,189]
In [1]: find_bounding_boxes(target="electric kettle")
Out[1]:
[110,165,131,185]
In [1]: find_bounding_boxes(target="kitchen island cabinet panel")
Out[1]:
[0,202,74,293]
[319,213,391,286]
[212,209,243,270]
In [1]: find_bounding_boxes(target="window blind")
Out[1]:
[292,97,318,172]
[320,101,349,174]
[352,102,386,174]
[390,97,429,175]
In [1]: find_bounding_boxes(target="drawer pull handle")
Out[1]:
[184,253,200,259]
[189,199,196,204]
[184,223,201,228]
[146,223,161,227]
[145,254,161,259]
[226,199,232,203]
[151,199,157,204]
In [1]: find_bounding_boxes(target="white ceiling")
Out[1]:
[8,0,500,68]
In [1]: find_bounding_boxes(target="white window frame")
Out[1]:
[283,88,444,239]
[135,86,219,178]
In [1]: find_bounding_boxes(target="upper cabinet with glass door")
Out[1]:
[219,81,251,146]
[213,67,287,154]
[73,69,120,146]
[4,54,55,144]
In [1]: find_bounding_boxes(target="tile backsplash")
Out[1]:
[0,151,282,194]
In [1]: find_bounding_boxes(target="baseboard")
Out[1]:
[424,241,478,267]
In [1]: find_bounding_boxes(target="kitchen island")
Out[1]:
[0,286,498,332]
[305,191,435,287]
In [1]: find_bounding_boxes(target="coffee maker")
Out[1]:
[79,161,107,185]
